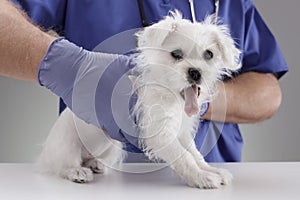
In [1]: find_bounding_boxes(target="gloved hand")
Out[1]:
[38,38,137,145]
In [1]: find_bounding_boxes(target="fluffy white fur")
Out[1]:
[38,11,241,188]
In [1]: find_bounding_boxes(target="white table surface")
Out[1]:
[0,162,299,200]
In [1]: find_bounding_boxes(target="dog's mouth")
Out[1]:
[180,85,200,117]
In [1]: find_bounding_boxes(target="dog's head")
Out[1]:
[134,11,241,115]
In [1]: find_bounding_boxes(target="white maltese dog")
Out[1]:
[38,11,241,189]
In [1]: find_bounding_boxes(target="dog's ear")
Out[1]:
[136,11,183,48]
[136,23,172,48]
[214,25,242,71]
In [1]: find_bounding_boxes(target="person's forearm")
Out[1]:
[0,0,56,82]
[203,72,282,123]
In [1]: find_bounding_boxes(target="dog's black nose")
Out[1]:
[188,68,201,83]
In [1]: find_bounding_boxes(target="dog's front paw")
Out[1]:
[186,171,223,189]
[62,167,93,183]
[196,162,233,186]
[216,168,233,185]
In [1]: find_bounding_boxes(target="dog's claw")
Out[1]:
[217,169,233,185]
[74,179,86,184]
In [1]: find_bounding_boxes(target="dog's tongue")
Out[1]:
[184,85,199,117]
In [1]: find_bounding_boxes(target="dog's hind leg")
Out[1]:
[37,108,94,183]
[96,140,125,172]
[82,158,106,174]
[82,139,125,174]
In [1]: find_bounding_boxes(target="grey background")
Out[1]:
[240,0,300,161]
[0,0,299,162]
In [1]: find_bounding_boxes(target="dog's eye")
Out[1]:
[203,50,213,60]
[171,49,184,61]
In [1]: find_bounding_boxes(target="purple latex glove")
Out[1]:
[38,38,138,145]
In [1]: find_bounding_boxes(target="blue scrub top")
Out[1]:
[13,0,288,162]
